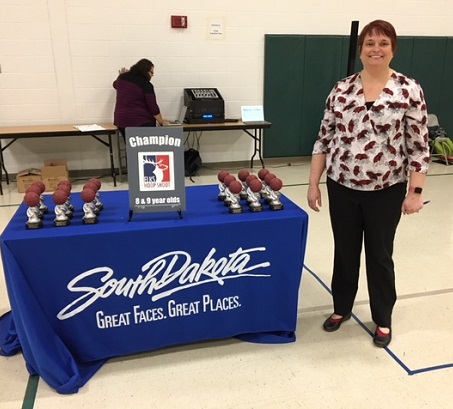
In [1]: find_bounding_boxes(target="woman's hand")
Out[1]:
[307,184,322,212]
[402,193,425,215]
[118,67,129,74]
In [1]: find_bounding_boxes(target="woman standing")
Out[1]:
[113,58,169,137]
[307,20,430,347]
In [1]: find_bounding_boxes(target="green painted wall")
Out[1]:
[263,35,453,157]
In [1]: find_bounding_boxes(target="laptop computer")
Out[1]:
[241,105,265,124]
[166,106,187,126]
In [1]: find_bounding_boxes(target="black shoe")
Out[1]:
[322,312,352,332]
[373,327,392,348]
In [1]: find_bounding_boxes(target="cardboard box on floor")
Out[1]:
[17,168,42,193]
[41,159,69,191]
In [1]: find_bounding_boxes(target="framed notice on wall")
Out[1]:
[125,127,186,215]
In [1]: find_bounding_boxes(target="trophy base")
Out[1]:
[26,220,43,229]
[96,204,104,211]
[54,219,70,227]
[83,217,98,224]
[229,206,243,214]
[269,203,284,211]
[249,205,263,212]
[218,193,226,201]
[239,192,248,200]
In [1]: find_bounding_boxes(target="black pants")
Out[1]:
[326,178,406,328]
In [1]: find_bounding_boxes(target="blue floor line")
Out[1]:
[303,264,453,376]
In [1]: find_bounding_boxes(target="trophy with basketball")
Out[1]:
[82,187,98,224]
[217,170,230,201]
[222,174,237,207]
[237,169,250,200]
[246,177,263,212]
[258,168,271,201]
[57,180,74,213]
[31,181,48,214]
[53,189,70,227]
[263,172,278,204]
[55,184,73,219]
[83,182,100,215]
[226,180,243,214]
[88,178,103,211]
[25,185,44,219]
[267,177,284,210]
[24,191,43,229]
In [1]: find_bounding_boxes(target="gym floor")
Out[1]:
[1,157,452,409]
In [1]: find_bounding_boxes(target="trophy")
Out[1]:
[31,181,48,214]
[57,180,74,212]
[24,192,43,229]
[263,172,278,204]
[237,169,250,200]
[217,170,230,201]
[25,185,44,219]
[88,178,103,211]
[246,178,263,212]
[53,190,70,227]
[82,187,98,224]
[222,174,237,207]
[55,185,73,219]
[258,168,272,202]
[84,182,101,214]
[226,180,243,214]
[267,177,284,210]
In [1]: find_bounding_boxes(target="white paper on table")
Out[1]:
[74,124,106,132]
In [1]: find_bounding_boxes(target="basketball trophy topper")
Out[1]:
[226,180,244,214]
[222,174,237,207]
[237,169,250,200]
[31,181,48,214]
[246,178,263,212]
[24,192,43,229]
[55,185,73,219]
[53,190,70,227]
[268,177,284,210]
[88,178,103,211]
[217,170,229,201]
[25,185,44,219]
[57,180,74,213]
[84,182,101,215]
[82,187,98,224]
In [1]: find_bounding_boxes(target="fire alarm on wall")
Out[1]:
[171,16,188,29]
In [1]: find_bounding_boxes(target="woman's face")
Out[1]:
[360,31,394,69]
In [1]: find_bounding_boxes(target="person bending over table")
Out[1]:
[113,58,170,137]
[307,19,429,348]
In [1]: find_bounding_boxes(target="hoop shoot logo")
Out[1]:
[138,152,175,191]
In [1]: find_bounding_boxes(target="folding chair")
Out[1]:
[427,114,451,165]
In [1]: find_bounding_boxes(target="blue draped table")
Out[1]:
[0,185,308,394]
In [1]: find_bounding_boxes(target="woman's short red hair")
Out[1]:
[358,20,397,54]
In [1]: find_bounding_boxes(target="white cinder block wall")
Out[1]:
[1,0,452,174]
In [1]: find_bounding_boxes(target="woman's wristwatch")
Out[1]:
[409,187,423,194]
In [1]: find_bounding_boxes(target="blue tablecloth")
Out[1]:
[0,185,308,394]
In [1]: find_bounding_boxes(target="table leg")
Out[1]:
[247,129,265,169]
[108,133,117,187]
